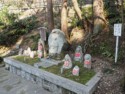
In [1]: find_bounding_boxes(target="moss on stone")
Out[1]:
[14,56,95,84]
[43,61,95,84]
[14,56,39,66]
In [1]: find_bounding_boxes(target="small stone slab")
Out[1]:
[34,62,54,68]
[40,58,62,65]
[34,58,62,68]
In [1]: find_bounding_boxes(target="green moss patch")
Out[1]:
[14,56,39,66]
[13,56,95,84]
[42,61,95,84]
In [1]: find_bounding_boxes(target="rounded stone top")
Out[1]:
[84,54,91,60]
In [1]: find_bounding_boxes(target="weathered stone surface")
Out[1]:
[48,29,66,56]
[34,62,54,68]
[34,58,62,68]
[38,27,47,41]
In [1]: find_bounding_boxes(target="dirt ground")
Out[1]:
[92,57,125,94]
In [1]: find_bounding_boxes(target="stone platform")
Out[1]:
[4,56,102,94]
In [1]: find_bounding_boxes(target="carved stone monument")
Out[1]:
[48,29,66,58]
[74,46,83,63]
[84,54,91,69]
[72,66,79,76]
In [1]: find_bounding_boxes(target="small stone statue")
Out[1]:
[61,54,72,74]
[74,46,83,63]
[84,54,91,69]
[72,66,79,76]
[23,47,31,56]
[30,51,34,58]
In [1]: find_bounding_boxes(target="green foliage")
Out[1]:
[0,7,38,46]
[90,41,114,59]
[0,6,18,27]
[14,56,39,66]
[104,0,122,24]
[12,16,38,34]
[43,61,95,84]
[82,5,92,18]
[70,16,83,28]
[78,0,85,6]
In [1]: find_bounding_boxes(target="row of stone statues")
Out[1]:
[61,47,91,76]
[18,29,92,76]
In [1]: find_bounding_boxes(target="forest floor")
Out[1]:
[92,57,125,94]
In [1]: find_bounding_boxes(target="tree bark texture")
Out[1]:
[61,0,69,40]
[47,0,54,32]
[72,0,82,20]
[93,0,106,34]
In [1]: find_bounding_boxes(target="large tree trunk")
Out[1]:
[93,0,106,34]
[72,0,82,20]
[61,0,69,40]
[47,0,54,32]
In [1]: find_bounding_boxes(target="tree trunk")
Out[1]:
[72,0,82,20]
[47,0,54,32]
[93,0,106,34]
[61,0,69,40]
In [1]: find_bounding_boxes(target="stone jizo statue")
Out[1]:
[84,54,91,69]
[74,46,83,63]
[63,54,72,69]
[61,54,72,74]
[37,39,44,58]
[72,66,79,76]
